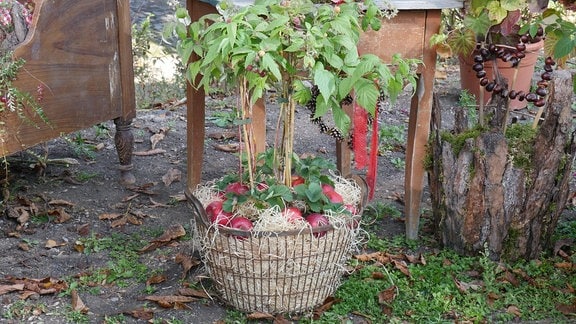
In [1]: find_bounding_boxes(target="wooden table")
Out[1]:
[4,0,136,184]
[185,0,463,240]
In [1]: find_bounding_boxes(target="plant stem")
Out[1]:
[239,77,255,188]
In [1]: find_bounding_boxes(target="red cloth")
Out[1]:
[353,103,368,169]
[366,107,379,200]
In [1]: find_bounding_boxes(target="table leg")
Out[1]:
[186,0,216,190]
[404,10,440,240]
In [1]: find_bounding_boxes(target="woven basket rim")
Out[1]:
[185,188,357,238]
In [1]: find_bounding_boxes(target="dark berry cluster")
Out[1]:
[472,27,554,108]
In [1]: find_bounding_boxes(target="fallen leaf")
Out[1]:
[556,301,576,315]
[208,130,238,140]
[126,308,154,320]
[150,132,165,150]
[175,253,201,279]
[0,283,25,295]
[48,199,75,207]
[145,295,195,307]
[146,274,167,286]
[392,259,411,278]
[99,213,123,220]
[133,148,167,156]
[127,183,157,195]
[45,239,66,249]
[554,262,574,270]
[77,224,90,236]
[378,285,397,304]
[48,207,71,223]
[178,287,210,299]
[162,168,182,187]
[313,296,339,320]
[506,305,521,317]
[170,193,187,202]
[213,142,240,153]
[71,290,89,313]
[153,225,186,243]
[246,312,275,320]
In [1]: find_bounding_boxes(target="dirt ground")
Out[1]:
[1,2,572,323]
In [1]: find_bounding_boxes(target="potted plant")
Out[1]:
[427,1,576,261]
[169,0,418,314]
[432,0,550,110]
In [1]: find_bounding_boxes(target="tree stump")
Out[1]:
[429,70,576,261]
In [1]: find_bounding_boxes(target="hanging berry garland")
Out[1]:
[472,27,555,108]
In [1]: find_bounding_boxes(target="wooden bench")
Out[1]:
[185,0,464,239]
[2,0,136,184]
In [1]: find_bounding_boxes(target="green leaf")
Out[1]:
[305,182,324,203]
[553,36,575,60]
[314,67,336,106]
[354,79,379,116]
[261,53,282,81]
[332,105,351,136]
[175,7,188,19]
[293,80,312,105]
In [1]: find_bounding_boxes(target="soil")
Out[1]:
[0,2,571,323]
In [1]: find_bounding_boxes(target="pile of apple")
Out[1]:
[203,179,356,238]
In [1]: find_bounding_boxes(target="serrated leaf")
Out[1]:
[354,79,379,116]
[261,53,282,81]
[314,68,336,106]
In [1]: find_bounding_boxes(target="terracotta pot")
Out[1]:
[459,40,543,110]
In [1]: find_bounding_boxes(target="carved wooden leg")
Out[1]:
[114,117,135,185]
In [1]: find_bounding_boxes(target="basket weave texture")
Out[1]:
[187,192,357,314]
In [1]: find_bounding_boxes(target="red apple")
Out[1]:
[321,183,335,194]
[325,190,344,204]
[291,175,305,187]
[211,211,232,226]
[205,200,223,217]
[229,217,254,231]
[306,213,330,237]
[225,182,249,195]
[282,207,304,223]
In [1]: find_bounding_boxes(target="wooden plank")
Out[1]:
[359,11,427,61]
[4,0,128,155]
[386,0,464,9]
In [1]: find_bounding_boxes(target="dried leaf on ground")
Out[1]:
[48,199,75,207]
[213,142,240,153]
[126,308,155,320]
[71,290,89,313]
[313,296,339,320]
[178,287,210,299]
[45,239,66,249]
[139,224,186,253]
[162,168,182,187]
[99,213,123,220]
[150,132,165,150]
[0,283,25,295]
[133,148,167,156]
[146,274,167,286]
[175,252,201,279]
[127,182,157,195]
[48,207,72,223]
[556,301,576,315]
[144,295,196,308]
[208,130,238,140]
[246,312,275,321]
[378,285,397,304]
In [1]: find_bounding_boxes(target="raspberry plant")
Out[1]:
[170,0,418,189]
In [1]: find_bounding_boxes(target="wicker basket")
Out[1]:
[186,189,359,314]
